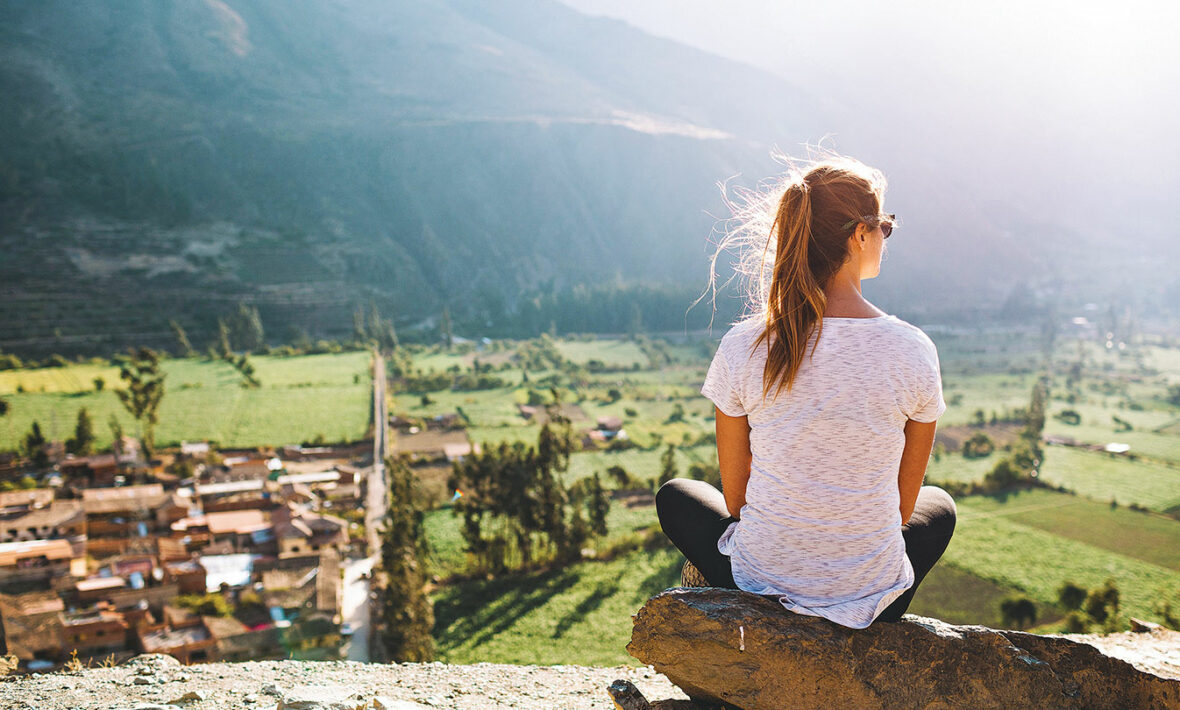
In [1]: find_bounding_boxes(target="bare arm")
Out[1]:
[715,406,752,519]
[898,419,938,524]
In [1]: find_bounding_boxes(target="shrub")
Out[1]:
[1057,581,1087,611]
[1062,611,1090,633]
[962,432,995,459]
[1054,409,1081,425]
[999,596,1037,629]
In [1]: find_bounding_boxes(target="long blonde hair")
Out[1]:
[704,152,887,399]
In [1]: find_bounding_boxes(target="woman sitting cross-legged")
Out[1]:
[658,153,956,628]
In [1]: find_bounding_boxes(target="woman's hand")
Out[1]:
[899,419,938,524]
[715,406,752,519]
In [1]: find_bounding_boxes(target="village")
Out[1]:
[0,435,380,670]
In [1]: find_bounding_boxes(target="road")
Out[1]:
[342,556,374,661]
[366,351,389,552]
[346,351,390,662]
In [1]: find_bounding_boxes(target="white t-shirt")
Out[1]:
[700,313,947,628]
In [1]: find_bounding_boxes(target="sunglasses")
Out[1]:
[842,213,896,239]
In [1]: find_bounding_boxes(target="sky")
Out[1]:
[559,0,1180,230]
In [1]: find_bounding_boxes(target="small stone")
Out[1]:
[243,694,260,704]
[372,698,432,710]
[606,679,651,710]
[262,683,284,696]
[1131,617,1162,633]
[125,654,181,671]
[133,676,155,685]
[277,684,367,710]
[171,690,208,703]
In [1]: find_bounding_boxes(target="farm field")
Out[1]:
[395,327,1180,650]
[0,352,372,450]
[432,546,682,666]
[1037,445,1180,512]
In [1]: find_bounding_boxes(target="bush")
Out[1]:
[1057,581,1087,611]
[999,596,1037,629]
[176,593,232,617]
[1054,409,1081,425]
[1062,611,1090,633]
[962,432,995,459]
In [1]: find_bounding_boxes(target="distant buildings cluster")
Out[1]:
[0,442,362,672]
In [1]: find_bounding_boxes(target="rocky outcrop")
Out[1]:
[0,658,691,709]
[627,588,1180,709]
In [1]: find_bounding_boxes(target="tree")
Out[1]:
[22,421,49,469]
[0,398,8,418]
[1057,581,1087,611]
[170,319,194,357]
[93,377,105,392]
[1084,579,1120,626]
[108,415,124,457]
[352,306,368,345]
[961,432,995,459]
[440,307,453,348]
[658,444,678,487]
[231,354,261,388]
[227,303,265,353]
[66,408,95,456]
[999,596,1038,629]
[216,319,232,360]
[115,348,166,456]
[587,473,610,537]
[379,456,434,662]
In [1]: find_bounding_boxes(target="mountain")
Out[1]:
[0,0,1164,355]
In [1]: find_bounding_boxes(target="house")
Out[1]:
[0,591,66,666]
[0,538,85,590]
[60,605,131,659]
[517,404,588,425]
[75,576,129,604]
[0,489,55,513]
[394,429,480,463]
[134,606,217,664]
[273,508,348,558]
[203,614,283,662]
[60,454,119,486]
[0,500,85,543]
[180,441,211,459]
[82,484,188,537]
[163,559,207,595]
[170,510,274,554]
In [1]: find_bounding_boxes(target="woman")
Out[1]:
[657,154,956,628]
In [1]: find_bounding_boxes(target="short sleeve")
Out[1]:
[701,345,746,417]
[909,339,946,423]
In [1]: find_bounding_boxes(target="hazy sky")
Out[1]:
[559,0,1180,236]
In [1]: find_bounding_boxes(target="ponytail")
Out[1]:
[753,180,829,398]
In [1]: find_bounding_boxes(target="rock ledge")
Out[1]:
[628,588,1180,709]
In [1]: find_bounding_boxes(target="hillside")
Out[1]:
[0,0,1134,358]
[0,0,818,355]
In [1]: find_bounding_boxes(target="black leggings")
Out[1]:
[655,478,956,623]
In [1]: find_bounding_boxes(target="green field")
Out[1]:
[947,495,1180,620]
[1037,445,1180,512]
[0,352,372,450]
[401,329,1180,659]
[432,547,682,666]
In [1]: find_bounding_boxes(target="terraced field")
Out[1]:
[0,352,372,450]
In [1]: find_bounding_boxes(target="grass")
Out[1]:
[1037,445,1180,512]
[945,496,1180,623]
[431,546,682,666]
[955,488,1180,572]
[0,352,371,450]
[554,340,648,368]
[905,562,1042,628]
